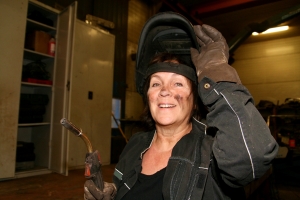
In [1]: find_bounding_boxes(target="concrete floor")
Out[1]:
[0,163,299,200]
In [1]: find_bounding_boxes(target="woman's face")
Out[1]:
[147,71,194,127]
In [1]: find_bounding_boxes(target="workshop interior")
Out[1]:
[1,0,300,199]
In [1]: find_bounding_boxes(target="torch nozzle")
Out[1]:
[60,118,82,137]
[60,118,93,153]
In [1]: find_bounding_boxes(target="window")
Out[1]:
[111,98,121,128]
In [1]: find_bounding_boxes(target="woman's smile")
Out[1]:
[158,103,176,108]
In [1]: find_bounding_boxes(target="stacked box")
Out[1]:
[25,31,51,54]
[18,94,49,123]
[16,141,35,170]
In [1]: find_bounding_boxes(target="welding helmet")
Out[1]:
[135,11,200,95]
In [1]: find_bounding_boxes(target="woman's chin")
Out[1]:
[156,119,176,127]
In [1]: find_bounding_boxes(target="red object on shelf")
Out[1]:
[48,38,56,56]
[23,78,53,85]
[289,138,296,148]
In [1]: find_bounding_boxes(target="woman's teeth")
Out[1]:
[159,104,175,108]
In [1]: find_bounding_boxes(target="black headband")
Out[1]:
[144,62,197,85]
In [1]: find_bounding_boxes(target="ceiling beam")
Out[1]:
[191,0,257,14]
[190,0,280,18]
[161,0,203,25]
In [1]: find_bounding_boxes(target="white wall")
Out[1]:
[232,36,300,106]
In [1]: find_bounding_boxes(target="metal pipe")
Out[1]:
[111,112,128,143]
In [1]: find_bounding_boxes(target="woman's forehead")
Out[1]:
[150,72,188,79]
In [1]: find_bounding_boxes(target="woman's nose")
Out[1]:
[159,86,171,97]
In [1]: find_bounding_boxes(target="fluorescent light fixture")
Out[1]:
[252,26,289,35]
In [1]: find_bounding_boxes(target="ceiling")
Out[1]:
[150,0,300,54]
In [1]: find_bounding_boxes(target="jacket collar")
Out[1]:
[140,118,207,159]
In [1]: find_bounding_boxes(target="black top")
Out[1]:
[121,167,166,200]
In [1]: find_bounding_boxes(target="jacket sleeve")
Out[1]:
[198,77,279,188]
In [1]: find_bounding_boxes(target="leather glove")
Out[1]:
[85,150,104,190]
[190,24,241,84]
[84,180,117,200]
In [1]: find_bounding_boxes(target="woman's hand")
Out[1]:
[84,181,117,200]
[190,24,241,84]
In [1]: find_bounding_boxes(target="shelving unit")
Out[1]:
[267,115,300,146]
[16,0,59,175]
[1,0,113,180]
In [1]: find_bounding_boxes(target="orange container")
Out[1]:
[25,31,51,54]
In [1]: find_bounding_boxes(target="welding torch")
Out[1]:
[60,118,104,191]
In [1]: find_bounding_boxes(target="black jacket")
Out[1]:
[113,79,279,200]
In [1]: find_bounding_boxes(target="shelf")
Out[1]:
[28,0,59,26]
[268,114,300,118]
[267,115,300,126]
[26,19,56,34]
[18,122,51,127]
[28,0,59,14]
[23,48,54,61]
[22,82,52,88]
[15,167,51,179]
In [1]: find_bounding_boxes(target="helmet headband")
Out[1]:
[145,62,197,85]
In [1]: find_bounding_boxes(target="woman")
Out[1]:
[84,23,278,200]
[117,52,204,200]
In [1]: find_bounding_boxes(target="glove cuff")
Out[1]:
[198,64,241,84]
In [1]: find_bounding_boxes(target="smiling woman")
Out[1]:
[83,12,279,200]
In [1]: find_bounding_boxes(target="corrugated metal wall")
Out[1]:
[233,36,300,106]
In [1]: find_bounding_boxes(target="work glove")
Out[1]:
[190,24,241,84]
[84,180,117,200]
[83,150,117,200]
[85,150,104,190]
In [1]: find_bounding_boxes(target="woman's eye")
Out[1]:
[175,82,183,87]
[151,83,160,87]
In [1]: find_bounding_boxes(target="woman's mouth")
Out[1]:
[158,104,175,108]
